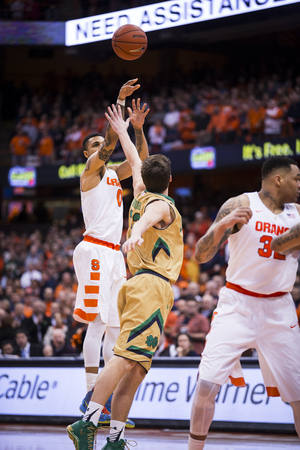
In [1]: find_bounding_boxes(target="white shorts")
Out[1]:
[73,239,126,326]
[199,287,300,403]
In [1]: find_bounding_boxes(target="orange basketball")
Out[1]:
[112,24,147,61]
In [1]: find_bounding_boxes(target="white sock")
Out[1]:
[188,436,206,449]
[109,419,125,442]
[85,372,98,392]
[83,400,103,426]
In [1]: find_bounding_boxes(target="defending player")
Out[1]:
[73,80,149,427]
[188,156,300,449]
[67,105,184,449]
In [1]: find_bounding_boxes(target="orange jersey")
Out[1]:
[38,136,54,156]
[10,135,30,155]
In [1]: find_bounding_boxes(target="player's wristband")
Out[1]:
[117,98,125,106]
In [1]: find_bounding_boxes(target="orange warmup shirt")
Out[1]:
[10,135,30,155]
[38,136,54,157]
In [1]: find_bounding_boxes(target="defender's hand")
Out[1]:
[128,98,150,129]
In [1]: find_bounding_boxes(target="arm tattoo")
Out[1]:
[197,231,218,258]
[215,197,241,222]
[134,129,143,155]
[98,135,115,162]
[196,227,232,259]
[102,104,124,156]
[195,196,243,261]
[274,223,300,247]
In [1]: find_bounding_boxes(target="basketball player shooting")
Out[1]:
[72,78,149,428]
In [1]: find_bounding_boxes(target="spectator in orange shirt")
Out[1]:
[22,288,34,318]
[224,102,240,143]
[9,124,31,166]
[180,247,200,282]
[54,271,77,300]
[247,99,265,140]
[37,129,54,165]
[206,105,222,144]
[178,113,197,145]
[162,308,178,347]
[43,287,55,317]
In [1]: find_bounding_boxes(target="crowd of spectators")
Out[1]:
[0,0,62,20]
[0,0,158,21]
[1,203,300,359]
[7,63,300,167]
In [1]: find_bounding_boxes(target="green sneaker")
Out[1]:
[67,419,98,450]
[101,437,136,449]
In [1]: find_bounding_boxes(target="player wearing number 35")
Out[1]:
[189,155,300,450]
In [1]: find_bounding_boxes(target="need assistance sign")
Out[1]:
[65,0,300,46]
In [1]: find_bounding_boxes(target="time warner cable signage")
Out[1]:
[65,0,300,46]
[0,366,294,426]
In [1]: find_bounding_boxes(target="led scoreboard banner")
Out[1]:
[65,0,300,47]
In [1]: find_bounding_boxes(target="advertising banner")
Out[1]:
[0,364,293,425]
[1,137,300,188]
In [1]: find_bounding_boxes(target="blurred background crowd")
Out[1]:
[1,206,300,359]
[0,0,300,360]
[0,1,148,21]
[6,64,300,167]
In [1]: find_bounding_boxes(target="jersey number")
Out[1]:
[258,235,285,260]
[117,189,122,207]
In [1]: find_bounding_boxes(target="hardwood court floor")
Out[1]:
[0,425,299,450]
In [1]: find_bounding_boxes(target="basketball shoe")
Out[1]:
[79,391,135,428]
[66,419,98,450]
[101,437,136,449]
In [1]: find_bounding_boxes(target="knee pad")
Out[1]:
[190,379,220,437]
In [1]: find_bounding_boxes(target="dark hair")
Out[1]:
[176,332,192,347]
[261,156,298,180]
[184,294,197,301]
[15,328,29,338]
[82,133,103,152]
[1,339,15,350]
[141,154,171,193]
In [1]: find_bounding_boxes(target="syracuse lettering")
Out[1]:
[107,177,121,188]
[255,222,288,235]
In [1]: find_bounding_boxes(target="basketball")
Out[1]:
[112,24,147,61]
